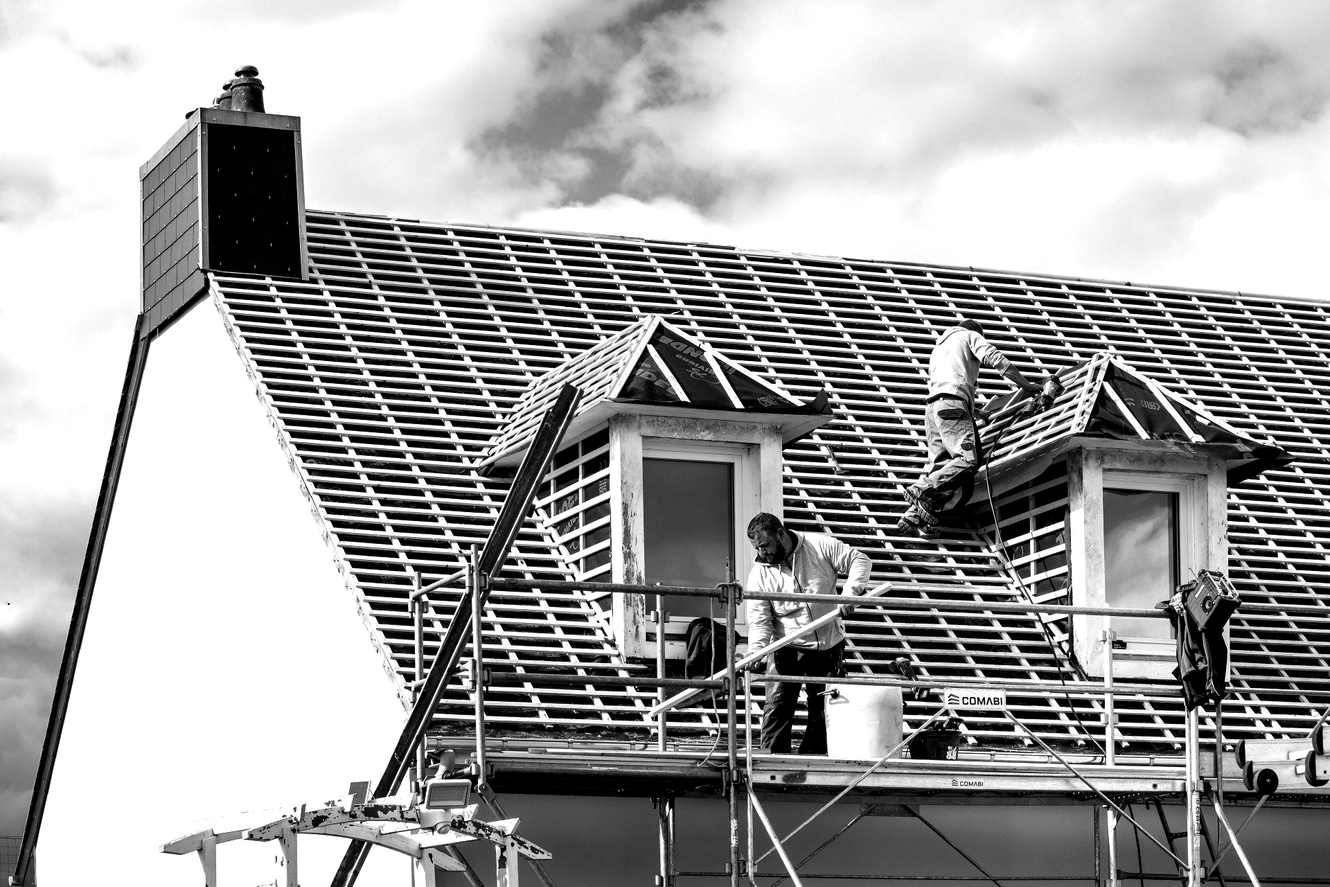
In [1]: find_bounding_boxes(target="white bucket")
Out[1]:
[824,683,904,759]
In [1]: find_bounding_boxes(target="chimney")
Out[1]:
[138,65,308,337]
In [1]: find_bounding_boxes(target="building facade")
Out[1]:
[17,79,1330,887]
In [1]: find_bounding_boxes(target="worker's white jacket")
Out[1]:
[927,326,1011,409]
[745,532,872,652]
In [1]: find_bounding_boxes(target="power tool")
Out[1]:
[1027,373,1064,414]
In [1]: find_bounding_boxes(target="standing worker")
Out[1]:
[745,513,872,754]
[897,319,1049,538]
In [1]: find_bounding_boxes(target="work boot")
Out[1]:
[895,505,940,539]
[905,483,936,507]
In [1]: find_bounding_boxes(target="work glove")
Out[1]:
[747,654,768,674]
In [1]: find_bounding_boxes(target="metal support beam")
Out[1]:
[907,808,1006,887]
[753,706,947,868]
[1186,708,1202,887]
[1210,793,1269,871]
[1107,806,1119,887]
[497,837,522,887]
[332,384,581,887]
[1211,800,1263,887]
[1004,711,1186,869]
[472,546,488,796]
[198,834,218,887]
[414,570,425,791]
[279,826,298,887]
[767,813,864,887]
[725,582,741,887]
[657,795,675,887]
[748,791,805,887]
[1093,807,1101,887]
[656,606,668,751]
[745,668,756,887]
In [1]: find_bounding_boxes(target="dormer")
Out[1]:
[479,317,833,659]
[974,353,1292,680]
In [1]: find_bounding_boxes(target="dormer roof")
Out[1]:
[978,352,1293,495]
[477,316,832,471]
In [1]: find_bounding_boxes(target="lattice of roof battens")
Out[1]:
[209,210,1330,748]
[479,315,816,471]
[977,352,1289,485]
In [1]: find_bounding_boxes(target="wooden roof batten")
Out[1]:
[476,315,834,473]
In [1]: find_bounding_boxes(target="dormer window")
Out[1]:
[480,317,832,661]
[643,447,738,611]
[977,353,1291,682]
[1069,445,1219,678]
[1102,479,1188,642]
[1104,491,1177,638]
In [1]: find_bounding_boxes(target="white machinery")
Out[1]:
[161,776,550,887]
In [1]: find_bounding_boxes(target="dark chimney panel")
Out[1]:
[203,122,302,277]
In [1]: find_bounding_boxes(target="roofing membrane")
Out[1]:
[210,209,1330,755]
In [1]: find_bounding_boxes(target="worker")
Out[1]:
[897,319,1043,538]
[744,512,872,754]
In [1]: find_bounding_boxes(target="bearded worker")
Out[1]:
[744,512,872,754]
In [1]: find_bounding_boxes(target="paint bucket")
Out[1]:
[908,728,963,760]
[824,683,903,759]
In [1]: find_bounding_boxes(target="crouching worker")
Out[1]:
[898,318,1043,538]
[744,513,871,754]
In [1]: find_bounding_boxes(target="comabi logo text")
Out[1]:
[942,688,1007,710]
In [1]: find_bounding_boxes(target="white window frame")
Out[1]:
[1068,440,1228,680]
[609,412,785,660]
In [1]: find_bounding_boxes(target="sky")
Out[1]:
[4,0,1330,844]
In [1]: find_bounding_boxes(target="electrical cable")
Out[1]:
[974,381,1108,757]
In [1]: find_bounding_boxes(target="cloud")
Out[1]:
[462,1,724,209]
[0,494,89,624]
[0,494,86,833]
[0,166,56,225]
[0,352,36,444]
[1207,40,1330,136]
[75,42,136,70]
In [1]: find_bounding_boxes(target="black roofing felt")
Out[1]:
[210,209,1330,753]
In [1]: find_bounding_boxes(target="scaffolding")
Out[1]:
[406,559,1330,887]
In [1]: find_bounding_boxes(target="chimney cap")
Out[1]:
[229,65,265,113]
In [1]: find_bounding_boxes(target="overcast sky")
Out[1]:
[4,0,1330,838]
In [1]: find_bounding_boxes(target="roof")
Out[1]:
[202,209,1330,754]
[478,315,829,470]
[976,351,1294,495]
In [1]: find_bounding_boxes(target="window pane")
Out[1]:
[644,458,734,618]
[1103,489,1178,640]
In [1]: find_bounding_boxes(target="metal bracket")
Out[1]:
[714,582,743,606]
[471,661,491,687]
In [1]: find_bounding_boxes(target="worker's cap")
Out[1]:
[956,319,985,335]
